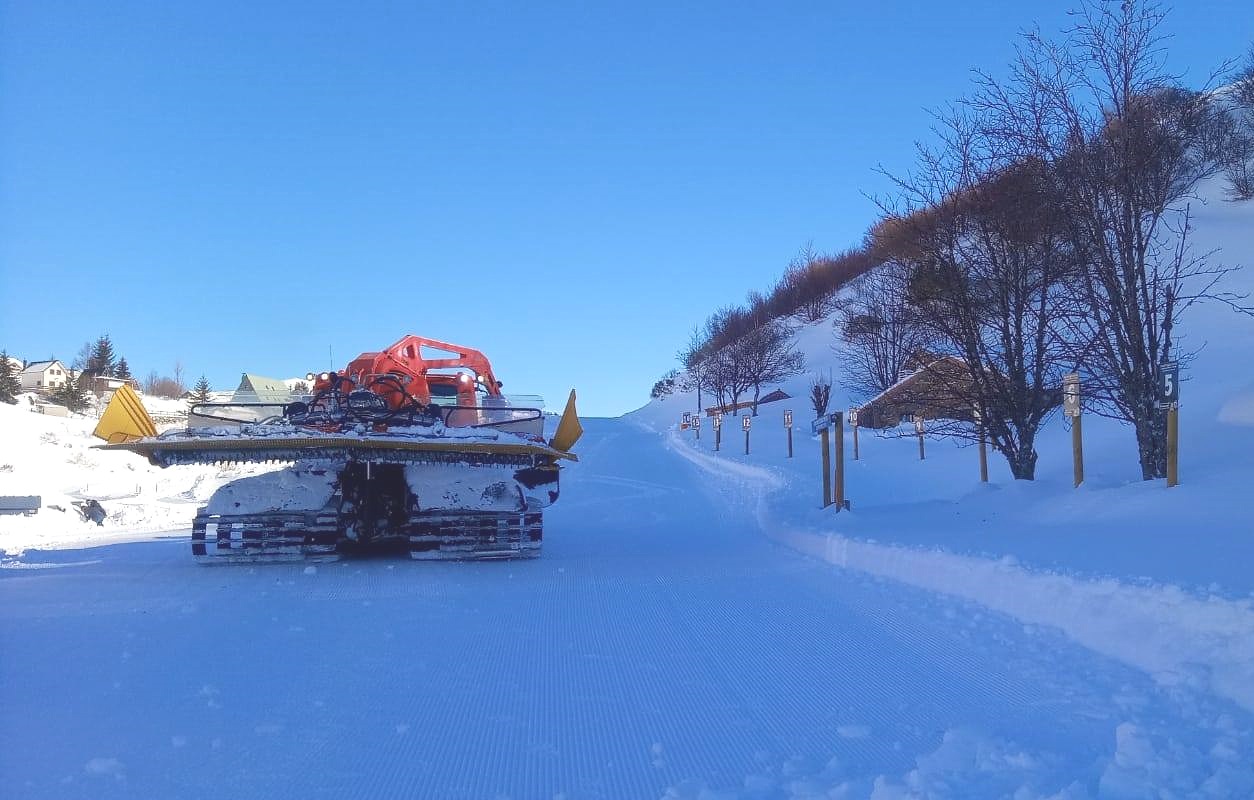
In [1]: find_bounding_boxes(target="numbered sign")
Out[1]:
[712,414,722,429]
[742,416,751,431]
[692,415,701,429]
[783,409,793,427]
[1063,372,1081,418]
[913,415,925,434]
[682,412,692,425]
[1158,362,1179,409]
[849,408,858,426]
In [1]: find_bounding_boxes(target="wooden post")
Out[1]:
[820,425,831,507]
[715,427,721,452]
[1166,406,1179,487]
[785,409,793,458]
[915,415,925,460]
[978,426,989,483]
[974,407,988,483]
[1156,362,1179,488]
[1063,373,1083,488]
[834,414,845,510]
[852,420,860,461]
[742,415,751,455]
[1072,415,1084,488]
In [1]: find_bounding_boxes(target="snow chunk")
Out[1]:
[1219,384,1254,426]
[84,757,124,778]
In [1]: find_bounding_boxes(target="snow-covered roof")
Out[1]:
[20,359,64,375]
[236,373,292,404]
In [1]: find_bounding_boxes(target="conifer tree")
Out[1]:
[115,357,132,381]
[0,350,21,404]
[189,375,212,409]
[86,335,116,378]
[53,371,89,413]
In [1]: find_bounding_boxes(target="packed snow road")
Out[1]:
[2,418,1250,799]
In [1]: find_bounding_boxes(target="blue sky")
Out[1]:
[2,1,1250,416]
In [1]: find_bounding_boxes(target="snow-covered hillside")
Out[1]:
[631,178,1254,592]
[624,179,1254,721]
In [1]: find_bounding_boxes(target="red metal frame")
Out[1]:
[315,335,503,409]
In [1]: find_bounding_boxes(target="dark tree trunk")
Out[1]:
[1132,400,1168,480]
[1007,436,1038,480]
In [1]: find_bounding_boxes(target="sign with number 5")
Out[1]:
[1158,362,1179,409]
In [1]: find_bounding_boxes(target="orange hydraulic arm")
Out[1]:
[313,335,504,409]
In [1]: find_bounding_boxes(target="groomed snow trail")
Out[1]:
[2,418,1250,799]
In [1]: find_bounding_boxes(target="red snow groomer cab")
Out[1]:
[316,335,505,412]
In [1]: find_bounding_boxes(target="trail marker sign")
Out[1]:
[712,413,722,429]
[1158,362,1179,409]
[682,412,692,425]
[742,415,751,431]
[784,409,793,427]
[1063,372,1081,418]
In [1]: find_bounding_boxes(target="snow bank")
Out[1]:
[664,422,1254,712]
[0,401,283,556]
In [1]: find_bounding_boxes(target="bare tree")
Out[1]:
[71,341,93,372]
[650,369,679,400]
[1221,44,1254,199]
[809,372,832,419]
[968,0,1250,478]
[144,370,183,399]
[697,347,730,414]
[677,327,708,412]
[879,135,1085,479]
[781,242,836,323]
[697,340,756,415]
[837,267,934,400]
[739,320,806,415]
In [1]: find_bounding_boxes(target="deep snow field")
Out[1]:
[2,178,1253,798]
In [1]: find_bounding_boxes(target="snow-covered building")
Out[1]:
[235,374,291,405]
[88,375,140,400]
[853,354,977,429]
[18,360,69,391]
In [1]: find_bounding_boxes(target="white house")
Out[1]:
[19,360,69,391]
